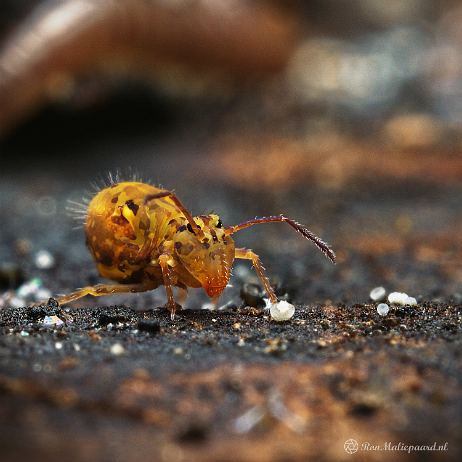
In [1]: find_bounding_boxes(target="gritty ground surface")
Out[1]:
[0,299,461,462]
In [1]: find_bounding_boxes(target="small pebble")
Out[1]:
[43,315,64,326]
[388,292,417,305]
[377,303,389,316]
[370,286,386,302]
[388,292,407,304]
[270,301,295,322]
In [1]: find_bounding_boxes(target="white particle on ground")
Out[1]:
[370,286,386,302]
[270,301,295,321]
[377,303,389,316]
[388,292,418,305]
[110,343,125,355]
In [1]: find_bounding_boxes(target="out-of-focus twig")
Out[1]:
[0,0,300,138]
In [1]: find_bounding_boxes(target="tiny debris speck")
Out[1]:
[43,315,64,326]
[270,301,295,321]
[370,286,386,302]
[377,303,389,316]
[388,292,417,305]
[110,343,125,355]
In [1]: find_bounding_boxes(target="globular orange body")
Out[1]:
[85,182,235,299]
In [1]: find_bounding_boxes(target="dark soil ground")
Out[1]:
[1,298,461,462]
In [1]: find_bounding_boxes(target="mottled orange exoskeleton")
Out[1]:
[57,182,335,318]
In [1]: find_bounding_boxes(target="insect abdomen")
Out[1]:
[85,182,179,283]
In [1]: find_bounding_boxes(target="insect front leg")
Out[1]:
[55,281,157,305]
[234,248,278,305]
[158,253,178,320]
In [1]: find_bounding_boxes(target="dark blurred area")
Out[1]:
[0,0,462,141]
[1,0,462,148]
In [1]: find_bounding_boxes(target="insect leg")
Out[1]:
[55,281,156,305]
[177,286,188,305]
[158,253,177,319]
[234,248,278,304]
[225,216,336,264]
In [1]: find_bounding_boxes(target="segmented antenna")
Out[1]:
[224,215,336,264]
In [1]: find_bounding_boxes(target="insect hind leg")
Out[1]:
[159,253,179,320]
[55,281,157,306]
[234,248,278,304]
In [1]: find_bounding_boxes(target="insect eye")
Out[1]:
[216,219,223,228]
